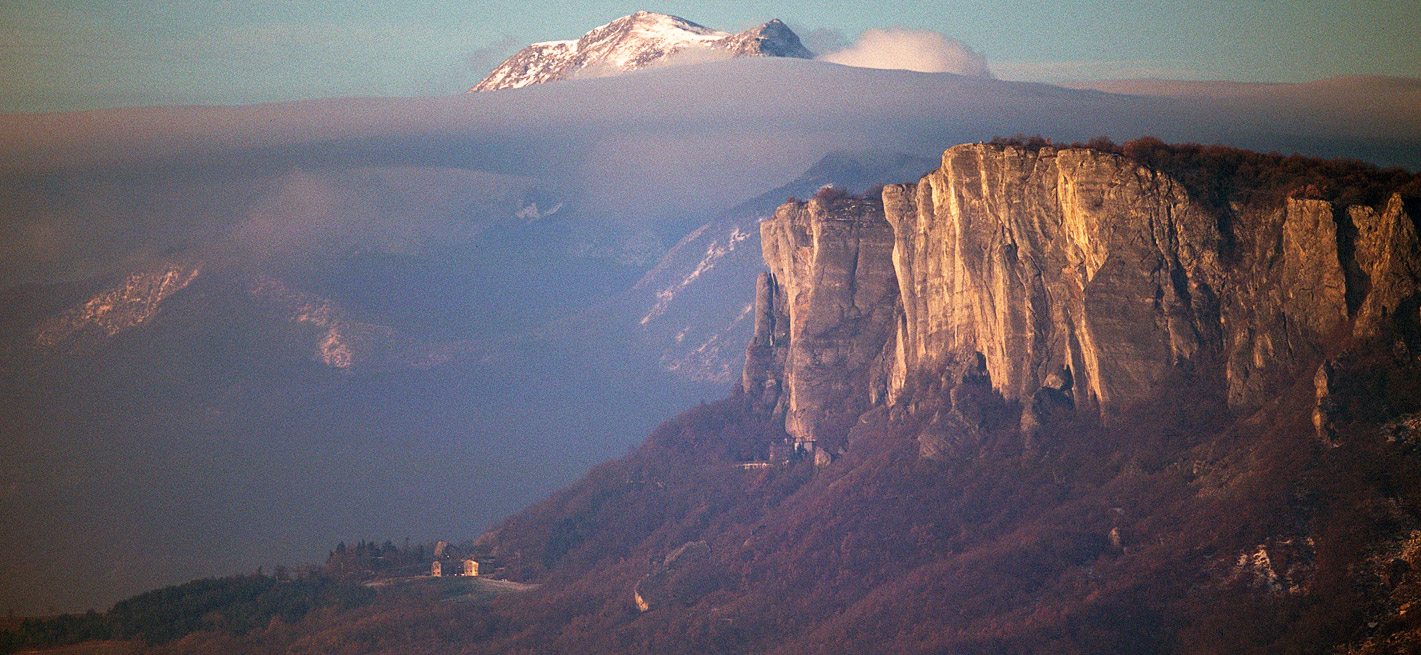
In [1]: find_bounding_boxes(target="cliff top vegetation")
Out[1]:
[990,134,1421,211]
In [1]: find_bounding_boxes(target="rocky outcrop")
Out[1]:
[742,194,899,449]
[883,145,1228,421]
[628,150,938,387]
[248,275,462,370]
[36,261,201,350]
[745,143,1421,454]
[632,541,714,612]
[1351,194,1421,338]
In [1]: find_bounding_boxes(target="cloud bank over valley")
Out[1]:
[2,55,1420,615]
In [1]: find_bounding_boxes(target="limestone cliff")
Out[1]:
[742,193,898,450]
[885,145,1227,420]
[745,143,1421,452]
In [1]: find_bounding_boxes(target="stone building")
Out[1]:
[429,540,480,577]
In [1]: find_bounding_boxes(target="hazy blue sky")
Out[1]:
[3,1,1419,112]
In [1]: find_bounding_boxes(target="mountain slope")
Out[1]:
[330,142,1421,654]
[473,144,1421,654]
[470,12,813,92]
[7,51,1421,621]
[51,140,1421,654]
[0,243,720,616]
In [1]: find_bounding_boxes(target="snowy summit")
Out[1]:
[470,11,814,92]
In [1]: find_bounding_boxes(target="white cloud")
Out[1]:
[819,28,991,77]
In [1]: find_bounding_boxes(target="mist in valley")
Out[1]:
[3,57,1420,614]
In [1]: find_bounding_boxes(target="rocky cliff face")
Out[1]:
[746,143,1421,452]
[625,150,936,387]
[742,193,899,450]
[883,145,1227,421]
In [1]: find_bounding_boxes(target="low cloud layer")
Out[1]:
[990,59,1198,83]
[819,28,992,77]
[3,56,1420,615]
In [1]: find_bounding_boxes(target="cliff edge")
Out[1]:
[746,143,1421,454]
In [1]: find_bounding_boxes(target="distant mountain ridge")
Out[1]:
[470,11,813,92]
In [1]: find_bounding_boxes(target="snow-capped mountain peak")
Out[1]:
[470,11,813,92]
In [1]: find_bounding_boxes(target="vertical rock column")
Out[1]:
[742,270,786,410]
[744,194,899,448]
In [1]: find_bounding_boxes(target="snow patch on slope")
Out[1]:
[659,302,755,384]
[472,11,812,91]
[640,223,752,326]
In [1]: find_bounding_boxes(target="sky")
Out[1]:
[2,0,1421,618]
[2,0,1419,113]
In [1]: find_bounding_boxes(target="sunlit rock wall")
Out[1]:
[746,143,1421,448]
[742,194,899,447]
